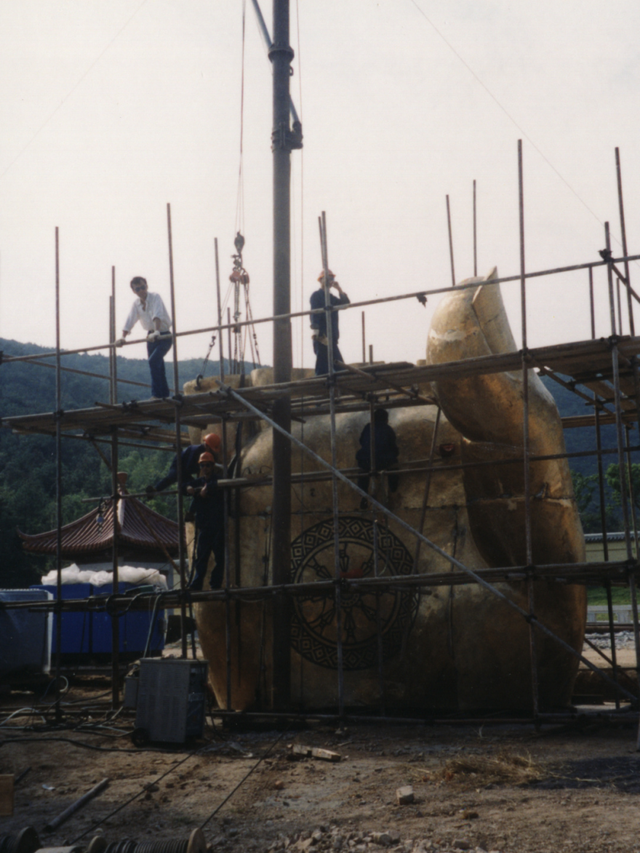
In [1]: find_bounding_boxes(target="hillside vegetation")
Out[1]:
[0,337,230,586]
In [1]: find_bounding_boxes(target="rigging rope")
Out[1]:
[235,0,247,238]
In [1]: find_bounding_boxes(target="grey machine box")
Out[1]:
[135,658,208,744]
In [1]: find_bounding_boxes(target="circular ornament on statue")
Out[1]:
[290,516,419,670]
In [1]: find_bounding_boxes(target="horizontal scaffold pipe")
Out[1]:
[219,379,640,704]
[206,709,638,726]
[4,252,640,364]
[2,557,638,614]
[77,439,640,502]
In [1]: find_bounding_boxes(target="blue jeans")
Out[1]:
[147,334,172,398]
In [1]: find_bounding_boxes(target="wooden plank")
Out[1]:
[0,775,14,816]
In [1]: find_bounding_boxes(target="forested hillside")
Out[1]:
[0,337,633,587]
[0,337,229,587]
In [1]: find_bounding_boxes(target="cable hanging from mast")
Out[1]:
[226,0,261,376]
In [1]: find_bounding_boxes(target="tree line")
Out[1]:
[0,337,226,587]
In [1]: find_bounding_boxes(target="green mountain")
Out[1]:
[0,337,246,587]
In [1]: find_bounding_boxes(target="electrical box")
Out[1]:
[135,658,208,744]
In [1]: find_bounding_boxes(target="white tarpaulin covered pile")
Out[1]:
[40,564,168,588]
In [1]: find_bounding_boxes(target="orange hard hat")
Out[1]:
[199,451,215,464]
[317,269,334,282]
[203,433,221,454]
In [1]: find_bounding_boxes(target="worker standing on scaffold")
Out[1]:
[116,276,172,399]
[309,269,350,375]
[184,451,225,591]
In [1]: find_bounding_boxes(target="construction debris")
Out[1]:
[395,785,414,805]
[291,745,342,762]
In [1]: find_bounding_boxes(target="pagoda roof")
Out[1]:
[18,479,179,559]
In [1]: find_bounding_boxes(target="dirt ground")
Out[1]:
[2,635,640,853]
[2,670,640,853]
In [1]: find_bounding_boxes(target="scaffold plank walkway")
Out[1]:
[3,335,639,442]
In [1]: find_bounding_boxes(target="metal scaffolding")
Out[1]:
[2,138,640,727]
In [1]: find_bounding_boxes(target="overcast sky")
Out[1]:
[0,0,639,377]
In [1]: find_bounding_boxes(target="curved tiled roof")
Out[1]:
[18,492,179,558]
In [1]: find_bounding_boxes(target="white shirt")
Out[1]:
[123,292,172,334]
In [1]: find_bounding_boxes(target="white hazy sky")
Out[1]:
[0,0,639,374]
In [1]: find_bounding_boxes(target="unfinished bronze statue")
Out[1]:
[186,270,585,712]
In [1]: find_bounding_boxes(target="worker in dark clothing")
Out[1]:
[184,451,225,591]
[148,433,221,494]
[356,409,399,508]
[310,269,350,375]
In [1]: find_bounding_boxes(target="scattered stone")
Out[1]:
[396,786,415,805]
[274,780,285,790]
[461,810,479,820]
[453,841,471,851]
[371,832,392,846]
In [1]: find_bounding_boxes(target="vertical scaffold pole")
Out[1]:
[589,268,595,339]
[215,239,225,382]
[473,180,477,278]
[594,392,619,707]
[110,267,117,404]
[446,195,455,287]
[167,203,189,659]
[319,211,345,717]
[109,297,115,405]
[518,140,539,718]
[110,428,120,708]
[54,227,63,723]
[605,223,640,730]
[616,148,635,337]
[368,397,385,713]
[109,264,121,707]
[214,237,232,706]
[270,0,293,709]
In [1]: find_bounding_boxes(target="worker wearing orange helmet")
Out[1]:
[184,450,225,591]
[147,432,222,495]
[309,268,350,375]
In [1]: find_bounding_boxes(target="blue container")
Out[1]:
[0,589,52,678]
[31,582,165,662]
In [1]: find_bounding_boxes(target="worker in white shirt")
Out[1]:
[116,276,173,399]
